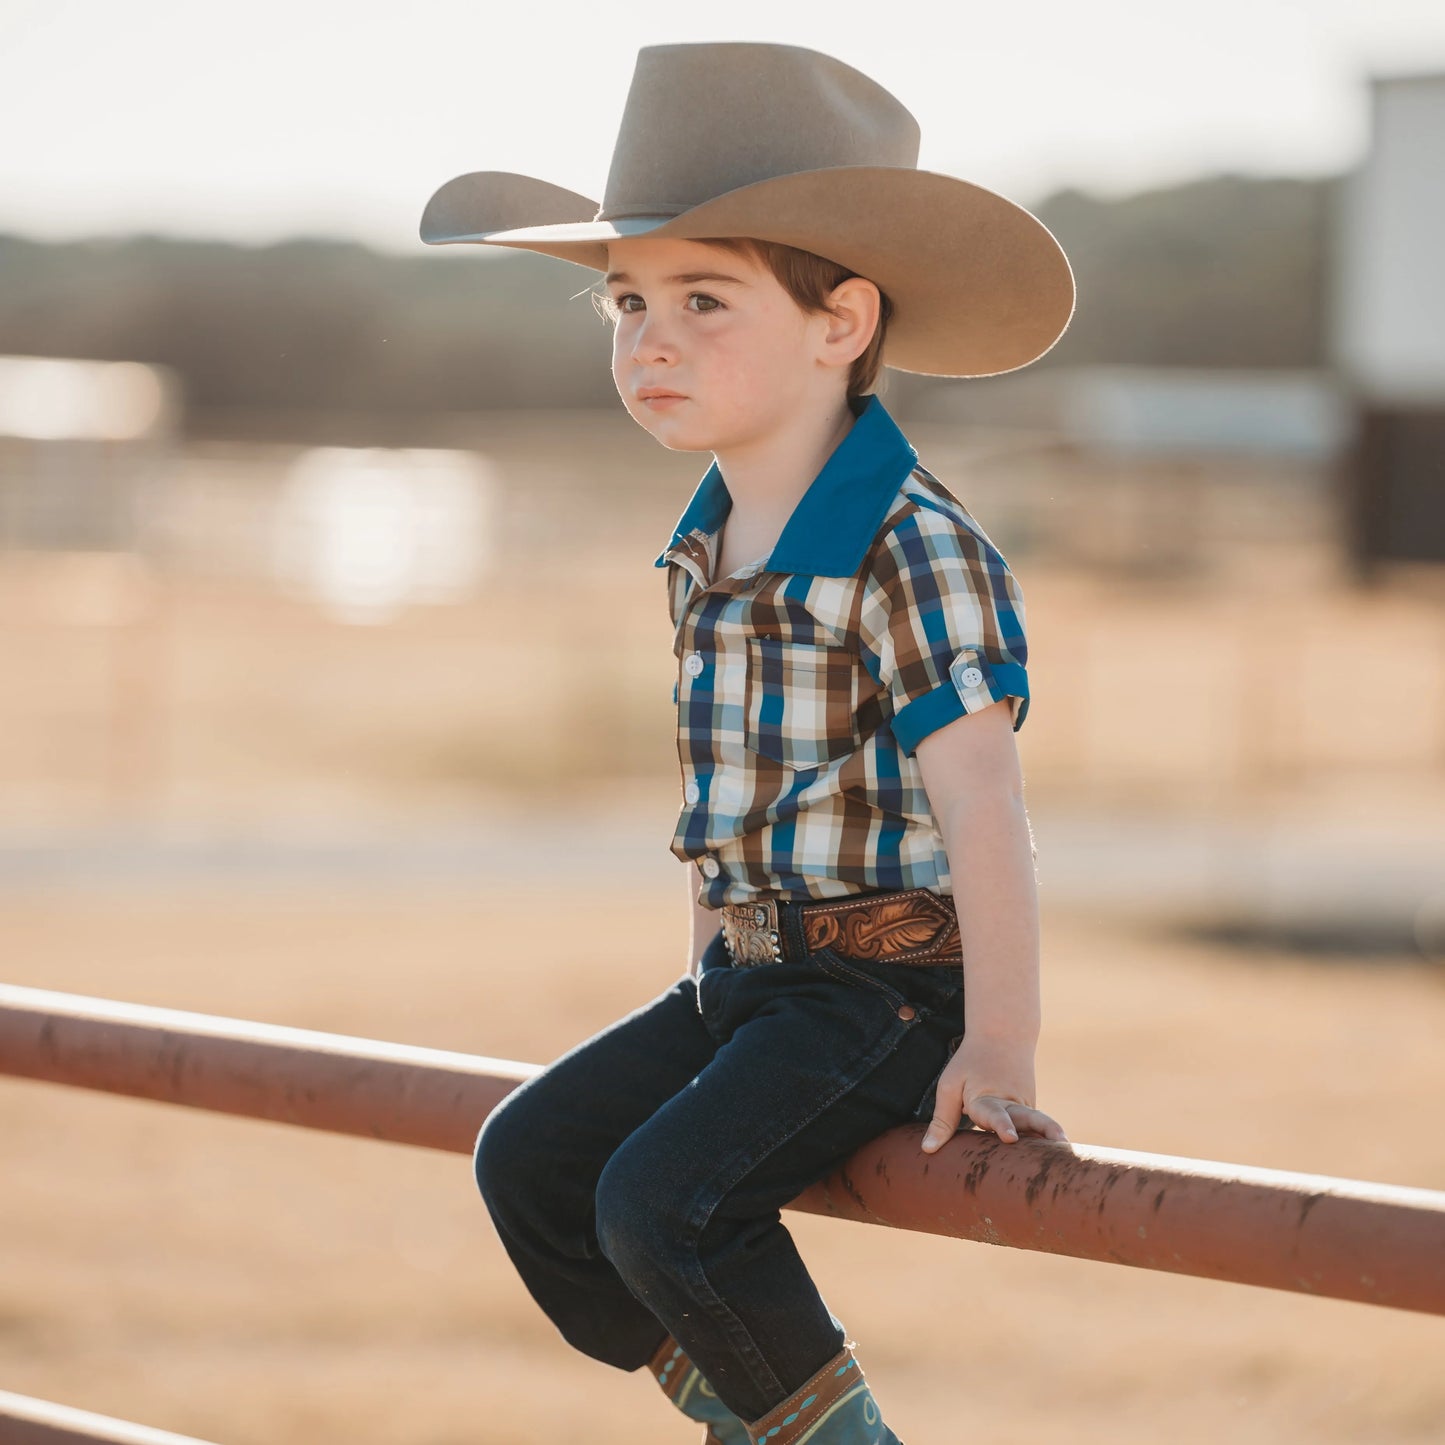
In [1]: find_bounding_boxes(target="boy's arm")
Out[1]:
[687,871,720,981]
[913,698,1067,1149]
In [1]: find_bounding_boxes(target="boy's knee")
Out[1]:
[472,1086,537,1205]
[595,1132,694,1272]
[594,1146,646,1270]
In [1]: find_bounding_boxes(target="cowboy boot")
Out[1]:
[741,1340,901,1445]
[649,1332,751,1444]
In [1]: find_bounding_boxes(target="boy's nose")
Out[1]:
[629,314,679,365]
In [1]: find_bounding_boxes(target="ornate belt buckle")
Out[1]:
[721,899,783,966]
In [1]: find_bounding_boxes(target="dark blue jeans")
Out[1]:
[472,910,967,1424]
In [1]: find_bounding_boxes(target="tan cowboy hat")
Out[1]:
[419,42,1075,379]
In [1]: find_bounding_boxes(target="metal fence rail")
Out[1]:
[0,1388,219,1444]
[4,982,1444,1317]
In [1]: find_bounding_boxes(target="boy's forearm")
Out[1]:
[939,791,1041,1045]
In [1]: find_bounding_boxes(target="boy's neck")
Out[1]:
[710,393,855,534]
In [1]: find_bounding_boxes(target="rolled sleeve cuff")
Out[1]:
[891,650,1030,755]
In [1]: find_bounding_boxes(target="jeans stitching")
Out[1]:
[811,948,913,1012]
[809,951,966,1124]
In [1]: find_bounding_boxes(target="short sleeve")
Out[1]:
[857,506,1030,755]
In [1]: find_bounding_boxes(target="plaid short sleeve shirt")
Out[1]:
[657,391,1030,908]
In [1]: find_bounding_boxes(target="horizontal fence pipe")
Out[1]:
[0,1390,219,1445]
[0,982,532,1153]
[3,983,1444,1316]
[792,1130,1445,1316]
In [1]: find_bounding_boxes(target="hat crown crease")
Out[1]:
[594,42,920,224]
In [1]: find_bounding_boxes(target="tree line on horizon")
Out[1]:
[0,171,1337,440]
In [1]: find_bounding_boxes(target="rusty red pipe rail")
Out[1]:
[0,981,532,1152]
[3,982,1444,1316]
[0,1389,219,1444]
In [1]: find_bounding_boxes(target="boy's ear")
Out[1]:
[819,276,882,369]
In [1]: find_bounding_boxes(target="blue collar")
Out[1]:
[652,391,919,579]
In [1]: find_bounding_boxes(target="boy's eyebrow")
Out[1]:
[603,270,750,287]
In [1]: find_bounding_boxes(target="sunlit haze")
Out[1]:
[3,0,1444,254]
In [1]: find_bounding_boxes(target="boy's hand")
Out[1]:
[920,1034,1068,1151]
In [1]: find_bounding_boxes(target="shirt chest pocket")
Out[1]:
[743,636,865,771]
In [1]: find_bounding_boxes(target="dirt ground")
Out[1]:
[3,874,1444,1445]
[1,498,1442,1441]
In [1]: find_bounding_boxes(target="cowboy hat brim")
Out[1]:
[419,166,1075,379]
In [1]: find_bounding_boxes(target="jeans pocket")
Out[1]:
[812,946,956,1018]
[911,1030,968,1123]
[816,948,964,1013]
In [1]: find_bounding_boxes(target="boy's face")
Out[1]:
[604,235,834,455]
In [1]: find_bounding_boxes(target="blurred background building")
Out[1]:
[1332,70,1445,579]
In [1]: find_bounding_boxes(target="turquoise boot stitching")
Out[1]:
[655,1342,750,1443]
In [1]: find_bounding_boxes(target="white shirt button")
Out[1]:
[700,855,721,879]
[684,652,705,676]
[684,780,701,805]
[959,666,984,687]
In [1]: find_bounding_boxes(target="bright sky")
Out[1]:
[2,0,1443,256]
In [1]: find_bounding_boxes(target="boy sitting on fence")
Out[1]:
[421,40,1073,1445]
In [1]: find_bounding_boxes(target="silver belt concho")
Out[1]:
[719,899,784,966]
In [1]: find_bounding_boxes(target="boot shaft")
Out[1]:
[648,1331,902,1445]
[649,1333,750,1443]
[740,1340,901,1445]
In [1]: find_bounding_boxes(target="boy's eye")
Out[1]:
[612,292,723,314]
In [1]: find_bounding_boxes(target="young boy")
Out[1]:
[422,41,1073,1445]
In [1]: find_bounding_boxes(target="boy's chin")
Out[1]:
[627,412,716,453]
[650,434,716,454]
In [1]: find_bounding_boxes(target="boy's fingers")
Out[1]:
[970,1098,1068,1144]
[925,1096,1011,1147]
[989,1107,1019,1141]
[963,1096,1019,1141]
[921,1096,1070,1151]
[1011,1106,1070,1142]
[920,1106,962,1152]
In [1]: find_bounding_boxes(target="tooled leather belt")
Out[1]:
[718,886,962,968]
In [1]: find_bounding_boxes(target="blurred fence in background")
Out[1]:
[0,378,1440,824]
[1,362,1442,832]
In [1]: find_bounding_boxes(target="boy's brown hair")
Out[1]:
[703,237,892,398]
[596,237,893,399]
